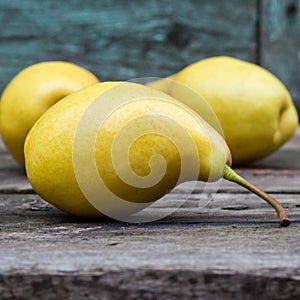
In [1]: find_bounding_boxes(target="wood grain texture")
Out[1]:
[0,194,300,300]
[0,1,300,297]
[1,0,299,113]
[0,0,256,90]
[260,0,300,111]
[0,129,299,299]
[1,129,299,195]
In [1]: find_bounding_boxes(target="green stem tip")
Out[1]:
[223,165,291,227]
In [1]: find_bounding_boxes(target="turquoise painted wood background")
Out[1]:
[0,0,299,111]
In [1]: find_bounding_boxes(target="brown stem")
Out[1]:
[223,165,290,227]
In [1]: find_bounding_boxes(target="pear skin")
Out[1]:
[24,81,290,226]
[24,82,229,217]
[149,56,299,165]
[0,61,99,165]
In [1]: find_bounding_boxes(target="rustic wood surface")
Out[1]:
[0,1,300,298]
[0,128,299,300]
[1,0,299,111]
[0,0,257,87]
[261,0,300,112]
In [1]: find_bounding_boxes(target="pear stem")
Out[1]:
[223,165,290,227]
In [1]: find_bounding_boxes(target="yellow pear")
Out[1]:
[24,82,290,226]
[149,56,299,165]
[0,61,99,165]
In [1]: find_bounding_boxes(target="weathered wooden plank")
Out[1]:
[0,191,298,226]
[1,1,299,112]
[0,0,257,92]
[0,136,6,152]
[1,269,300,300]
[0,150,298,299]
[0,143,21,171]
[1,129,299,195]
[1,2,300,298]
[0,170,33,193]
[260,0,300,111]
[0,194,299,300]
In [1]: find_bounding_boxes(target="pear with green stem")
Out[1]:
[24,81,290,226]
